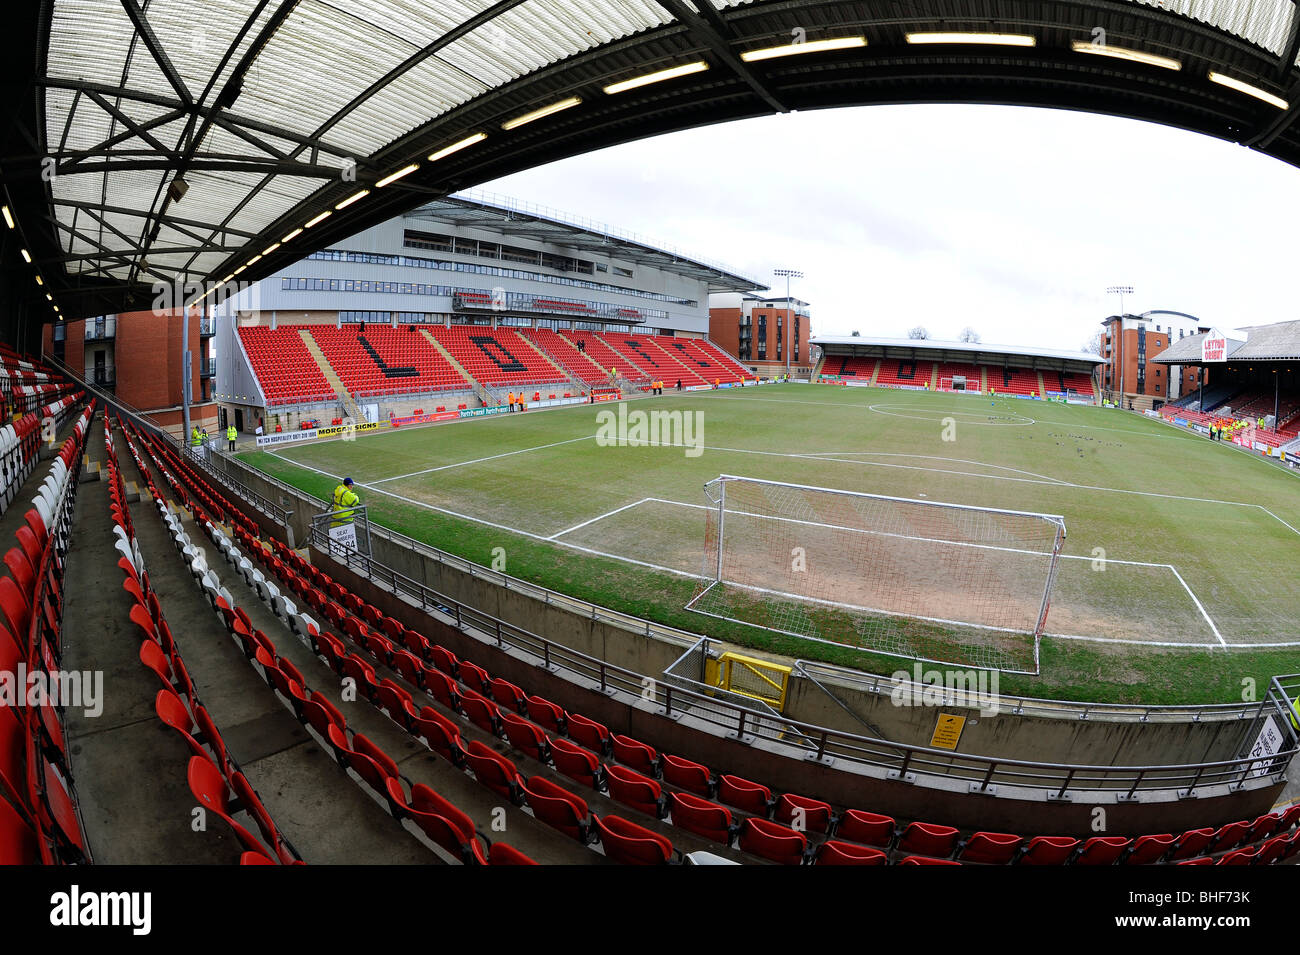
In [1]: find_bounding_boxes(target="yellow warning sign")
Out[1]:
[930,713,966,750]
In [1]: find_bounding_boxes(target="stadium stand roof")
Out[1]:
[11,0,1300,333]
[408,192,763,291]
[812,335,1105,366]
[1152,319,1300,363]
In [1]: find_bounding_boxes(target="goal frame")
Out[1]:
[684,474,1066,674]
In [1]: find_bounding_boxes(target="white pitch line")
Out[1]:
[800,450,1069,484]
[1044,632,1221,648]
[548,498,653,540]
[1168,566,1227,647]
[370,434,594,485]
[265,450,705,579]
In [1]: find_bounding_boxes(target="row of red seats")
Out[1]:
[131,426,535,865]
[517,329,608,385]
[113,419,303,864]
[427,327,565,387]
[139,416,1300,866]
[0,403,94,864]
[238,326,336,407]
[310,326,468,396]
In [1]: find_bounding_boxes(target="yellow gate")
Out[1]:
[706,652,791,713]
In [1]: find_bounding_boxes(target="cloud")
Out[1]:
[482,103,1300,351]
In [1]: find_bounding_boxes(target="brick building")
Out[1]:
[42,307,219,439]
[1099,310,1207,408]
[708,293,815,378]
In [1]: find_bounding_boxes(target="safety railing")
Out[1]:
[304,519,1296,799]
[793,659,1270,725]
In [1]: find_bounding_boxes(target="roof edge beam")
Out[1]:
[654,0,788,113]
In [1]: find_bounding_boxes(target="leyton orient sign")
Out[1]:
[1201,331,1228,363]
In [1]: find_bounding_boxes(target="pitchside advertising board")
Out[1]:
[254,421,381,447]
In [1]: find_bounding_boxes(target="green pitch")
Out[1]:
[239,384,1300,703]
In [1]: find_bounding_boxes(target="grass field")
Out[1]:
[239,383,1300,704]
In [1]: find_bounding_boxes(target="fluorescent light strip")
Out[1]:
[20,249,31,263]
[1070,41,1180,71]
[375,163,419,188]
[501,97,582,131]
[604,62,709,95]
[1,206,12,229]
[304,211,332,228]
[907,32,1035,47]
[428,133,487,162]
[34,275,43,286]
[1208,71,1288,109]
[334,189,369,210]
[741,37,866,62]
[263,242,281,255]
[246,254,262,265]
[44,293,52,301]
[221,274,234,284]
[282,228,303,243]
[233,265,247,276]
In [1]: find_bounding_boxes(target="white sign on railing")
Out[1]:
[1247,715,1285,777]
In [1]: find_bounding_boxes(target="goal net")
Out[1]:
[684,475,1065,674]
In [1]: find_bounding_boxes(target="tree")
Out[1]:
[959,326,981,344]
[907,326,929,340]
[1082,329,1103,355]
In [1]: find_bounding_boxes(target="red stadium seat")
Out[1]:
[459,690,502,736]
[187,756,274,862]
[668,791,734,845]
[525,695,566,733]
[390,781,487,865]
[1072,836,1132,865]
[955,831,1023,864]
[1016,835,1079,865]
[897,821,959,858]
[611,734,659,777]
[412,706,466,766]
[814,841,888,866]
[593,814,674,865]
[1123,833,1175,865]
[718,774,772,816]
[604,764,666,819]
[1216,846,1258,865]
[1167,828,1215,861]
[836,809,896,848]
[550,736,603,790]
[500,712,550,762]
[462,740,523,804]
[660,753,713,797]
[738,817,807,865]
[900,855,961,865]
[489,841,539,865]
[1206,820,1250,855]
[566,711,610,755]
[773,793,834,834]
[521,775,591,842]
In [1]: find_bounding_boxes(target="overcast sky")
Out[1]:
[480,104,1300,352]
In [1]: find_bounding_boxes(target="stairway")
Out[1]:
[297,329,363,421]
[418,328,490,406]
[515,332,586,394]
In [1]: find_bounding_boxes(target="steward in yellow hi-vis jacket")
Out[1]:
[331,477,360,526]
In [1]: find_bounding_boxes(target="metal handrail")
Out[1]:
[305,521,1295,798]
[793,658,1266,724]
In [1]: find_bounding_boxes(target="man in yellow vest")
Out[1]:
[506,391,514,413]
[332,477,360,527]
[226,423,237,451]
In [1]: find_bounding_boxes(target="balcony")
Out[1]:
[85,318,116,341]
[199,318,215,337]
[90,369,116,389]
[200,358,216,378]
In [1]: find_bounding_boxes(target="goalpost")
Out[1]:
[684,475,1066,674]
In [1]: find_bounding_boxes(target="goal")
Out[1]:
[684,475,1065,674]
